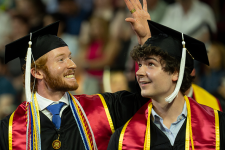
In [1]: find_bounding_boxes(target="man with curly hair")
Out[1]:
[108,0,225,149]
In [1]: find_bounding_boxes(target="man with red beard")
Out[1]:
[0,22,149,150]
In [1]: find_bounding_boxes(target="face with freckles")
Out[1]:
[43,46,79,92]
[136,55,177,100]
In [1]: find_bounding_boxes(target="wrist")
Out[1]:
[140,35,151,46]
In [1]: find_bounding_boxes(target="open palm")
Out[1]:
[124,0,151,44]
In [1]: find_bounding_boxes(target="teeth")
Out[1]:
[65,75,74,78]
[141,82,150,84]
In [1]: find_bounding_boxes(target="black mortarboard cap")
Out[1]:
[5,21,67,71]
[145,20,209,71]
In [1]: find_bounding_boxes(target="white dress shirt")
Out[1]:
[36,92,69,121]
[151,102,187,145]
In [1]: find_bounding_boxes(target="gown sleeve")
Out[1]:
[0,115,10,150]
[218,111,225,150]
[101,90,149,129]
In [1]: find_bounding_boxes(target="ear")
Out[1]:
[172,71,179,82]
[31,68,44,80]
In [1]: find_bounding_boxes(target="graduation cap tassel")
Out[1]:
[25,33,32,102]
[165,33,186,103]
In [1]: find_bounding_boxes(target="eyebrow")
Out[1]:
[144,57,158,62]
[55,52,72,58]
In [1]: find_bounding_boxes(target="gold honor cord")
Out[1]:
[214,110,220,150]
[8,111,15,150]
[97,94,115,134]
[30,101,38,149]
[34,93,41,131]
[144,103,152,150]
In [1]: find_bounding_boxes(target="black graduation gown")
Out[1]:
[107,111,225,150]
[0,90,149,150]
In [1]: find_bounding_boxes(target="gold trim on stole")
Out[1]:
[97,94,115,133]
[144,103,152,150]
[214,110,220,150]
[119,119,131,150]
[9,111,15,150]
[184,96,195,150]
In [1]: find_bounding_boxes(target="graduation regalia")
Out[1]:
[0,21,149,150]
[107,20,225,150]
[107,97,225,150]
[191,84,222,111]
[0,91,149,150]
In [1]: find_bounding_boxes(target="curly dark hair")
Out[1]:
[130,44,194,95]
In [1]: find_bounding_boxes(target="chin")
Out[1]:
[141,91,153,98]
[67,82,79,91]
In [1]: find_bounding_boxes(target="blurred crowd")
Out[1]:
[0,0,225,120]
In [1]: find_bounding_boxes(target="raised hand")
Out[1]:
[124,0,151,45]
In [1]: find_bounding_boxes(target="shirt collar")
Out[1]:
[36,92,69,111]
[151,101,187,122]
[186,86,193,98]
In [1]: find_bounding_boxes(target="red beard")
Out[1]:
[43,69,79,92]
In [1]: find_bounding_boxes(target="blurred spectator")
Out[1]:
[147,0,168,23]
[108,0,139,92]
[92,0,114,21]
[43,13,79,57]
[7,15,29,42]
[216,0,225,44]
[199,0,220,20]
[0,10,11,53]
[110,70,130,93]
[77,16,120,94]
[0,55,16,120]
[0,0,13,11]
[161,0,217,43]
[199,42,225,105]
[14,0,45,32]
[6,15,29,79]
[109,0,136,69]
[75,0,93,13]
[102,67,130,93]
[45,0,93,14]
[58,0,91,35]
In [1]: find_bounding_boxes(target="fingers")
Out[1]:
[143,0,148,12]
[130,0,140,11]
[135,0,142,10]
[124,0,135,11]
[125,18,136,24]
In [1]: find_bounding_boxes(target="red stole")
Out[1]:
[9,94,113,150]
[121,97,218,150]
[9,102,28,150]
[73,94,114,150]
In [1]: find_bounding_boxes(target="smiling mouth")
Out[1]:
[64,74,75,78]
[139,81,152,85]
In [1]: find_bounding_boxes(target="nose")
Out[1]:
[136,65,146,77]
[67,58,77,69]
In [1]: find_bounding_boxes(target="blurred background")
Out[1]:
[0,0,225,119]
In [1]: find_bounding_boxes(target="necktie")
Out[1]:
[46,102,65,129]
